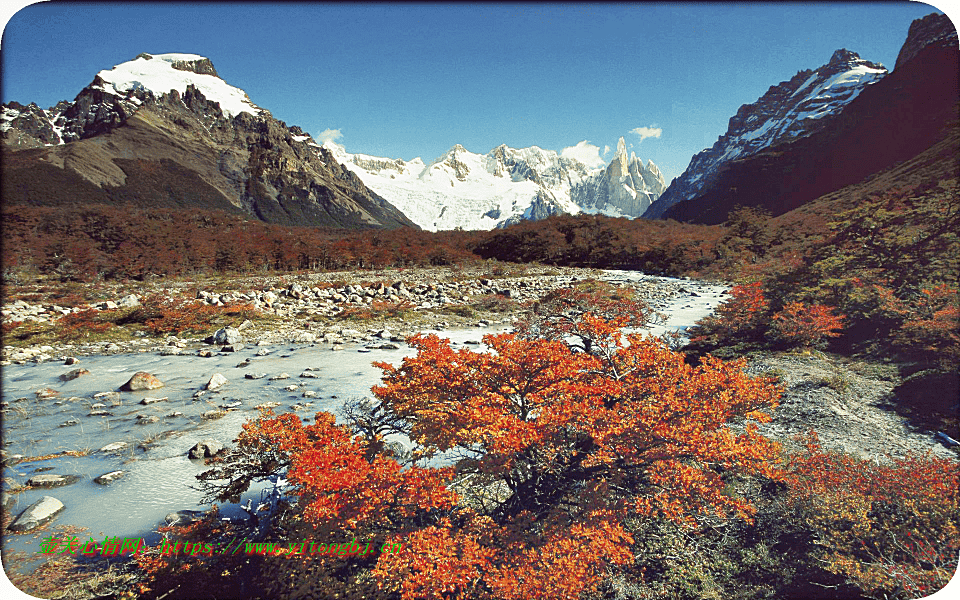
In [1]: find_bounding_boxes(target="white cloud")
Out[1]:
[630,125,663,143]
[603,145,610,156]
[560,140,607,168]
[317,128,343,145]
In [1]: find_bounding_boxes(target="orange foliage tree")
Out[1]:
[767,301,845,348]
[513,280,661,354]
[690,282,769,347]
[194,298,782,599]
[364,306,780,598]
[691,282,845,350]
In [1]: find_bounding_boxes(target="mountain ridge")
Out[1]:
[328,136,666,231]
[1,53,416,230]
[645,47,888,219]
[659,13,958,224]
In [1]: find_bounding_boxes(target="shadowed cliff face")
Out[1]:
[1,54,417,230]
[660,34,959,225]
[645,48,889,220]
[653,13,958,225]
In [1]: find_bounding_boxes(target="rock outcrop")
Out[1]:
[894,12,958,71]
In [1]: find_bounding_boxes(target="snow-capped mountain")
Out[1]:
[645,48,887,219]
[571,137,666,220]
[2,53,264,147]
[328,137,665,231]
[653,14,958,226]
[1,53,415,229]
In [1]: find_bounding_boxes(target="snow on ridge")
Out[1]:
[325,140,663,231]
[95,53,261,118]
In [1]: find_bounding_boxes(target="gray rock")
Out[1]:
[188,440,224,459]
[165,510,204,527]
[244,372,267,380]
[26,474,81,488]
[118,294,140,307]
[94,471,126,485]
[209,327,243,345]
[93,391,122,404]
[99,441,128,453]
[9,496,64,532]
[139,397,168,405]
[60,368,90,381]
[205,373,228,391]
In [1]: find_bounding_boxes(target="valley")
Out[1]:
[1,9,957,600]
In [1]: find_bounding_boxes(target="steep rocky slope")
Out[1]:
[660,14,958,225]
[644,48,887,220]
[1,53,416,229]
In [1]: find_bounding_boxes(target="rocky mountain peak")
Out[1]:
[895,12,958,70]
[829,48,861,64]
[1,53,417,230]
[645,46,887,219]
[826,48,885,72]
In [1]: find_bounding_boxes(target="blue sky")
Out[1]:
[0,2,951,184]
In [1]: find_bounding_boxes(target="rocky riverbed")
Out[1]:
[2,266,690,363]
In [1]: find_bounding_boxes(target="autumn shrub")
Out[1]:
[690,282,770,349]
[471,293,517,313]
[692,283,847,352]
[515,280,660,354]
[133,507,251,600]
[371,300,419,320]
[786,433,960,600]
[889,284,960,371]
[118,293,226,336]
[56,308,117,341]
[767,301,845,348]
[337,304,376,321]
[222,301,261,322]
[1,319,25,342]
